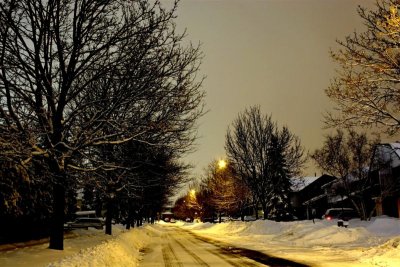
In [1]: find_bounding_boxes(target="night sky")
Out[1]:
[169,0,378,182]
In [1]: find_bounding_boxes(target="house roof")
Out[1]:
[291,176,319,192]
[374,143,400,168]
[388,143,400,159]
[303,194,326,205]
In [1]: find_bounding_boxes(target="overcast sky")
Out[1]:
[169,0,380,182]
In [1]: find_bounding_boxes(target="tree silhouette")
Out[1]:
[225,106,305,220]
[326,1,400,135]
[0,0,204,249]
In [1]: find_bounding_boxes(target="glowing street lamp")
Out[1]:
[218,159,227,170]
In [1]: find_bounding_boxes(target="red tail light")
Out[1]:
[326,216,332,220]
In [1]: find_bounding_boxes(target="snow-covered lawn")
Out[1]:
[1,216,400,266]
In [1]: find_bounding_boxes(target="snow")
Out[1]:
[367,217,400,236]
[291,176,319,192]
[0,225,150,267]
[49,228,146,267]
[181,216,400,266]
[1,217,400,266]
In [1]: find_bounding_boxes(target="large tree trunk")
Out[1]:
[49,182,65,250]
[253,200,259,220]
[105,198,114,235]
[126,209,131,230]
[261,202,268,220]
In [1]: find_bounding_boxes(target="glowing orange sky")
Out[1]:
[172,0,380,179]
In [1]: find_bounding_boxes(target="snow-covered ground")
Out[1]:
[1,216,400,266]
[0,225,149,267]
[180,216,400,267]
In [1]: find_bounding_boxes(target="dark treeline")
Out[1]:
[0,0,204,249]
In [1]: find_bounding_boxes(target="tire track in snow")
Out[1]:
[172,228,258,267]
[181,227,310,267]
[167,233,210,267]
[161,242,183,267]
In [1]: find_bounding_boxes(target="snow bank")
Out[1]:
[48,227,151,267]
[367,216,400,236]
[187,218,399,244]
[361,237,400,266]
[3,217,400,267]
[182,217,400,266]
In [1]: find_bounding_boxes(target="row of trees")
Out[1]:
[174,121,382,222]
[0,0,204,249]
[175,106,306,221]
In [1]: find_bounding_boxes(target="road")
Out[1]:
[139,225,309,267]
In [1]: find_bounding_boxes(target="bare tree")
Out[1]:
[326,1,400,135]
[311,129,379,220]
[225,106,305,220]
[202,160,251,222]
[0,0,204,249]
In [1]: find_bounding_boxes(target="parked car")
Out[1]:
[322,208,359,221]
[64,217,105,230]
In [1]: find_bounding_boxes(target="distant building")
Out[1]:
[293,143,400,220]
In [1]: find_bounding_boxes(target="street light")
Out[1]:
[218,159,227,170]
[216,159,228,223]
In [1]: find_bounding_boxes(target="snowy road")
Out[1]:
[139,225,309,267]
[2,218,400,266]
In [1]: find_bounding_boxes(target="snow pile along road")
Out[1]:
[0,225,152,267]
[2,217,400,267]
[181,216,400,267]
[48,228,150,267]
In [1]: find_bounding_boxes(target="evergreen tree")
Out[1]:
[267,131,294,221]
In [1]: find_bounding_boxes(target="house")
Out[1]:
[291,174,336,219]
[292,143,400,220]
[369,143,400,218]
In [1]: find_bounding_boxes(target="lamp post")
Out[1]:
[216,159,228,223]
